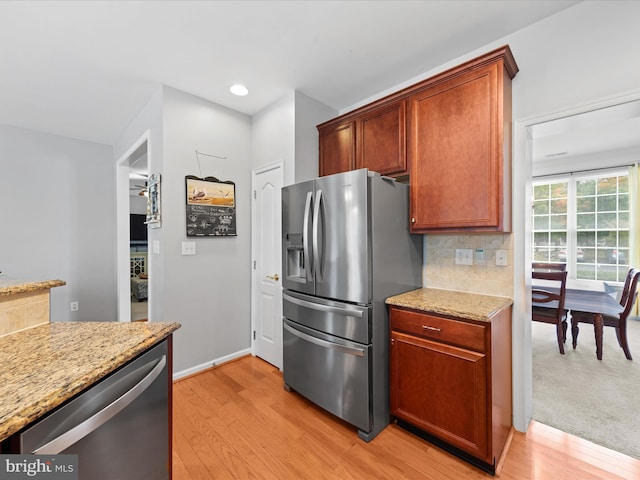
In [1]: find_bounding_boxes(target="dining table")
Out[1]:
[532,286,624,360]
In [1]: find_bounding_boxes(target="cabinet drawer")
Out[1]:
[390,307,486,352]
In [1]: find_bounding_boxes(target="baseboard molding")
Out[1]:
[172,348,252,381]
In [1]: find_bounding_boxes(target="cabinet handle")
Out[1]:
[422,325,441,332]
[411,217,416,223]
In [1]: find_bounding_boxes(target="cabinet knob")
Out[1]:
[411,217,416,223]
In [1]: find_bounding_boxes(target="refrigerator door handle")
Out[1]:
[312,189,323,282]
[284,322,365,357]
[302,191,313,280]
[283,292,365,318]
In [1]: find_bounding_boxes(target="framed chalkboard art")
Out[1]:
[185,175,237,236]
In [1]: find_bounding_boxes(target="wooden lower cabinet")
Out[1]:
[389,305,512,472]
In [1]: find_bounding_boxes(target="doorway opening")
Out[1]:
[525,96,640,459]
[129,144,149,321]
[116,132,150,322]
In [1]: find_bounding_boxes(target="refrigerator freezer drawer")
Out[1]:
[283,319,371,433]
[283,291,370,344]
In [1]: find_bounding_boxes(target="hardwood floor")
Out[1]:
[172,355,640,479]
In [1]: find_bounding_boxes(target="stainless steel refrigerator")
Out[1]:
[282,168,422,441]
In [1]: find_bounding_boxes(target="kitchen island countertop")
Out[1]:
[386,288,512,322]
[0,321,180,442]
[0,279,66,297]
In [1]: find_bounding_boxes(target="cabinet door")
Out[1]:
[357,100,407,176]
[409,61,503,232]
[390,331,489,461]
[319,121,356,177]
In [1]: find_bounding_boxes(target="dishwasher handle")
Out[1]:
[33,354,167,455]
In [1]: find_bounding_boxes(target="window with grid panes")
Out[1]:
[532,172,629,283]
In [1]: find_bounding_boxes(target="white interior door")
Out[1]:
[251,163,283,369]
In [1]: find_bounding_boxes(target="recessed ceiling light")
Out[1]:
[230,84,248,96]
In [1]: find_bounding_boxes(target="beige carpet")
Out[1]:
[532,317,640,459]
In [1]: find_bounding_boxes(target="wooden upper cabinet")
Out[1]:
[356,100,407,176]
[317,46,517,231]
[409,46,518,233]
[318,99,408,178]
[318,121,356,177]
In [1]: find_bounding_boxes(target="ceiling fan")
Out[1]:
[130,184,148,196]
[129,173,148,196]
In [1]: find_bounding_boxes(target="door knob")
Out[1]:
[266,273,280,281]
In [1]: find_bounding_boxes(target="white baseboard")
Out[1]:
[172,348,252,381]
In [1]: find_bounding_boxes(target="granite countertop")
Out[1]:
[0,279,66,297]
[0,321,181,442]
[386,288,513,322]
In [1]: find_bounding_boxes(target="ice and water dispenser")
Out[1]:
[285,233,307,283]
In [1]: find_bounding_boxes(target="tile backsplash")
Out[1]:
[423,233,514,298]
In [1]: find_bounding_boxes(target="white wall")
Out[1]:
[162,87,252,374]
[251,91,295,182]
[129,194,148,215]
[293,91,335,183]
[0,124,115,322]
[251,90,335,185]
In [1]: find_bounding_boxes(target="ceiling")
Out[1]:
[0,1,581,146]
[532,99,640,162]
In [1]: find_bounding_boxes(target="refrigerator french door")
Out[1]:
[282,169,422,441]
[282,169,370,303]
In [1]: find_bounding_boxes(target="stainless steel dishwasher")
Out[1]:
[15,339,170,480]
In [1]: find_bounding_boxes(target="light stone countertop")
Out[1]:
[0,279,66,297]
[0,321,181,442]
[386,288,513,322]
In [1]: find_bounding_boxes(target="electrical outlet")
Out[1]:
[70,301,79,312]
[455,248,473,266]
[496,250,508,266]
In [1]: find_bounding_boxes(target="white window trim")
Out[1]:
[533,167,631,290]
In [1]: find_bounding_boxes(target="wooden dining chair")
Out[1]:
[570,268,640,360]
[532,270,569,354]
[532,262,566,272]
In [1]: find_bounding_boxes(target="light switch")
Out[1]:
[182,241,196,255]
[153,240,160,254]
